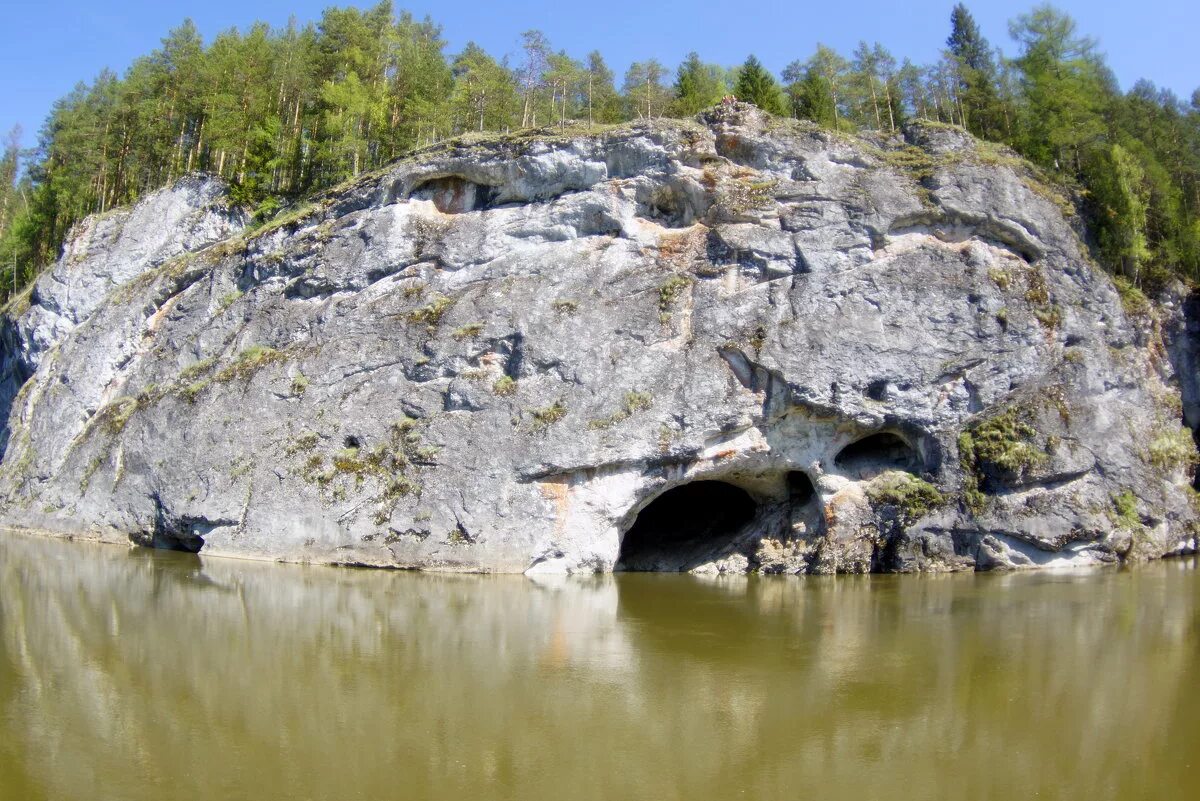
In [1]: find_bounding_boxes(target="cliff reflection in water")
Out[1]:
[1,532,1197,801]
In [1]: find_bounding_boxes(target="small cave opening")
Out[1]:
[834,432,919,479]
[130,528,205,554]
[410,176,499,214]
[787,470,816,505]
[616,481,757,572]
[635,183,702,229]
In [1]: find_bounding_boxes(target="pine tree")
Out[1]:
[946,4,1003,138]
[734,55,785,115]
[623,60,670,120]
[802,45,849,129]
[517,30,551,127]
[849,42,897,131]
[1009,5,1109,171]
[583,52,622,125]
[0,126,21,242]
[782,61,836,127]
[673,53,726,116]
[1083,143,1151,283]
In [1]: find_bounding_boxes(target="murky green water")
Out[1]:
[1,532,1197,801]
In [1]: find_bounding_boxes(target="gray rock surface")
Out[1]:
[1,104,1197,572]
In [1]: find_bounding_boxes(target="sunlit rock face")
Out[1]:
[1,103,1197,572]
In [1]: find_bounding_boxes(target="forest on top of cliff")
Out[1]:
[0,2,1197,309]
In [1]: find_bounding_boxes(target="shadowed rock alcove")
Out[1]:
[834,432,920,479]
[615,481,757,572]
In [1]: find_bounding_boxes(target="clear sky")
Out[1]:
[1,0,1196,151]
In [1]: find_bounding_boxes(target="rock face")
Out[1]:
[0,176,246,454]
[1,104,1197,572]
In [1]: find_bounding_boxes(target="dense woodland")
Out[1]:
[1,2,1198,307]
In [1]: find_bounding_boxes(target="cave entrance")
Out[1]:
[834,432,919,479]
[616,481,757,572]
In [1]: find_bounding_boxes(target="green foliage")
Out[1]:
[959,407,1048,511]
[623,60,671,120]
[293,414,432,514]
[1083,143,1152,283]
[783,45,849,129]
[491,375,517,396]
[93,396,141,437]
[734,56,785,116]
[291,372,310,396]
[673,53,728,116]
[529,399,567,428]
[214,345,286,382]
[217,289,243,312]
[658,274,691,311]
[287,431,321,454]
[3,0,1199,310]
[406,294,453,327]
[451,322,484,340]
[866,470,946,525]
[947,3,1004,138]
[1146,427,1199,472]
[179,357,217,382]
[1111,490,1141,530]
[588,390,654,430]
[961,408,1048,474]
[1111,274,1152,318]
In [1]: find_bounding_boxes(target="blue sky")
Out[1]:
[1,0,1196,151]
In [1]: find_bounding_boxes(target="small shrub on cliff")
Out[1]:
[658,275,691,311]
[1111,490,1141,530]
[960,408,1047,474]
[530,399,567,428]
[492,376,517,396]
[93,396,140,436]
[215,345,286,382]
[1146,427,1199,473]
[958,407,1048,511]
[406,295,453,327]
[1111,274,1152,319]
[217,289,243,312]
[179,357,216,383]
[588,391,654,429]
[451,323,484,340]
[290,372,310,396]
[867,471,946,525]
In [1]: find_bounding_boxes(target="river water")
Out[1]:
[0,531,1196,801]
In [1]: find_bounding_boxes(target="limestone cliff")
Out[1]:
[1,104,1197,572]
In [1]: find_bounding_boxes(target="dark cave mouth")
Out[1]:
[615,481,758,572]
[834,432,920,479]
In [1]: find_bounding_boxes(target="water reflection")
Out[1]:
[1,533,1197,801]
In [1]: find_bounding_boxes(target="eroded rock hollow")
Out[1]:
[2,103,1197,573]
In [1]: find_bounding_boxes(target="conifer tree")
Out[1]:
[673,53,726,116]
[583,52,622,125]
[623,60,670,120]
[946,4,1003,138]
[1009,5,1109,170]
[782,61,836,127]
[734,55,785,115]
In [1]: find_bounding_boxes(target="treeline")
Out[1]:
[2,2,1198,307]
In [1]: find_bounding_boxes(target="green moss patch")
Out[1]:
[587,391,654,430]
[959,406,1049,511]
[866,470,946,525]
